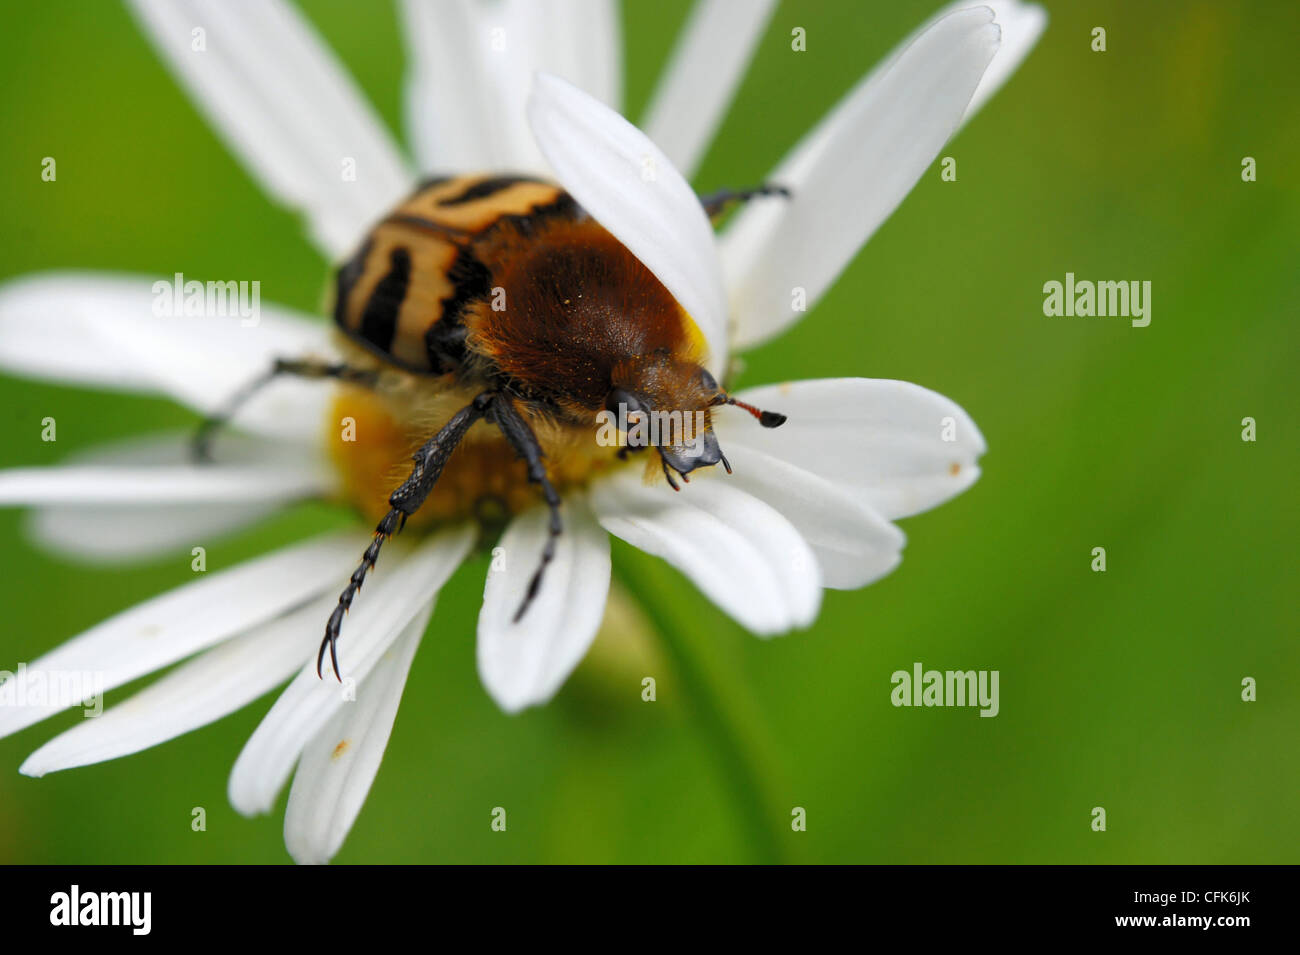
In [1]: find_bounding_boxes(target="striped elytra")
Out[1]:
[333,174,575,375]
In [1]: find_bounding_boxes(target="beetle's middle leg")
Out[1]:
[191,357,380,462]
[485,397,564,624]
[698,183,792,224]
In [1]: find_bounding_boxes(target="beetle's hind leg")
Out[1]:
[318,392,493,680]
[698,183,792,223]
[191,358,380,462]
[485,398,564,624]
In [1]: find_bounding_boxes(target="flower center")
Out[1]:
[325,383,623,530]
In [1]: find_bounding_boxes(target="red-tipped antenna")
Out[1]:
[724,395,787,428]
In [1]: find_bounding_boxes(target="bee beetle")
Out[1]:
[197,174,790,678]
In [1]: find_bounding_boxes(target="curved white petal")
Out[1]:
[400,0,621,173]
[714,378,985,522]
[0,530,366,740]
[590,469,819,635]
[640,0,777,181]
[18,593,335,777]
[0,463,324,506]
[476,496,610,713]
[862,3,1047,131]
[228,525,473,817]
[928,1,1047,124]
[27,502,286,565]
[283,609,425,865]
[398,0,495,172]
[16,432,326,564]
[720,8,1001,350]
[715,443,905,590]
[0,272,338,443]
[527,73,728,374]
[126,0,413,259]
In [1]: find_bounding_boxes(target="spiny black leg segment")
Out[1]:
[486,398,564,624]
[319,507,403,680]
[699,183,792,223]
[192,357,380,462]
[317,392,492,680]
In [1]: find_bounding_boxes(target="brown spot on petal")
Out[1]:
[949,462,961,476]
[331,740,351,761]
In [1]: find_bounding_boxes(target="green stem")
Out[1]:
[615,545,787,864]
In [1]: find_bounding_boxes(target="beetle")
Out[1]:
[197,173,790,678]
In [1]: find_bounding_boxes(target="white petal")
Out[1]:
[640,0,777,180]
[590,469,820,635]
[714,378,985,522]
[283,608,425,865]
[720,8,1001,350]
[527,73,728,374]
[856,3,1047,131]
[28,502,286,565]
[17,432,326,563]
[929,1,1047,124]
[228,526,473,816]
[715,443,905,590]
[400,0,621,173]
[0,272,338,443]
[18,593,336,777]
[0,463,324,506]
[0,530,366,740]
[398,0,496,172]
[476,496,610,713]
[126,0,413,259]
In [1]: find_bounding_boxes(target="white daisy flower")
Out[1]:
[0,0,1044,864]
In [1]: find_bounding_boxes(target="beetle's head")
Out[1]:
[604,355,785,488]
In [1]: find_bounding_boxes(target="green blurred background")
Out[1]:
[0,0,1295,863]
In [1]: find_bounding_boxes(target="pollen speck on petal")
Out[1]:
[331,740,350,761]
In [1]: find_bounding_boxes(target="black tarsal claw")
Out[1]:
[317,617,342,682]
[513,571,544,623]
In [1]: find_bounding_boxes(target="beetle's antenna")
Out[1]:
[721,395,786,428]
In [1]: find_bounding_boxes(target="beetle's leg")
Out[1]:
[660,455,682,491]
[486,397,564,623]
[192,358,380,462]
[318,392,493,680]
[616,442,652,461]
[698,183,792,224]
